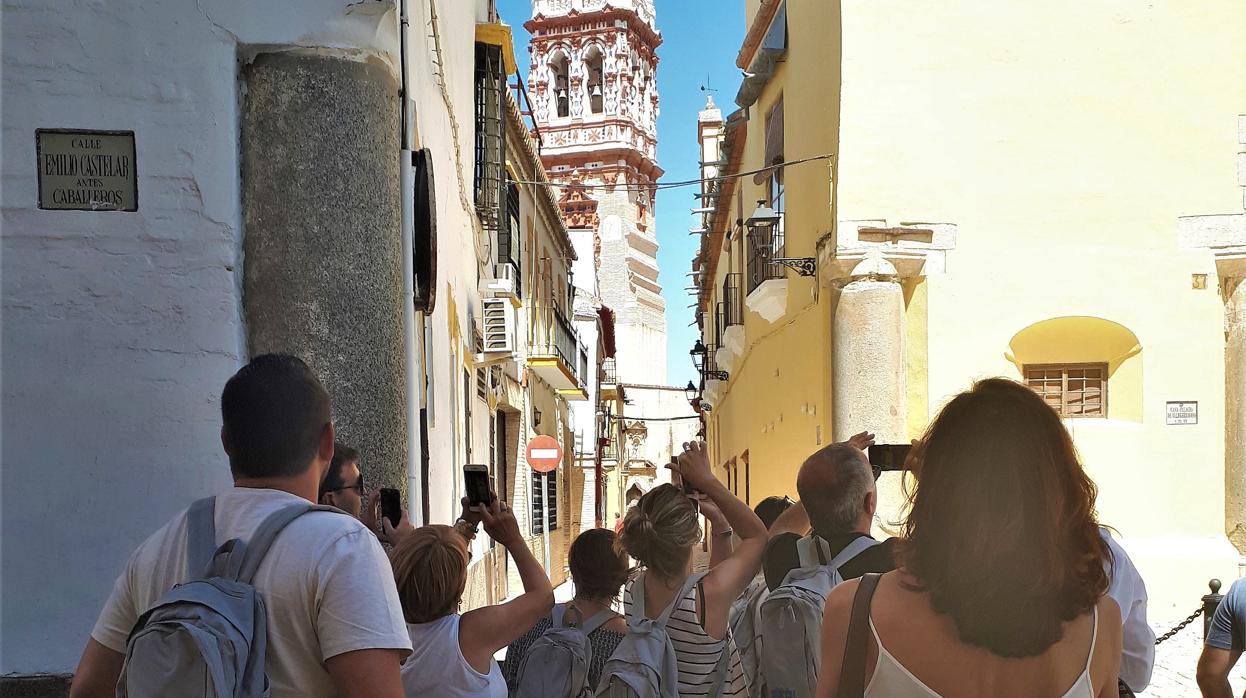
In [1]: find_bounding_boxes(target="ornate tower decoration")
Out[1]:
[526,0,667,382]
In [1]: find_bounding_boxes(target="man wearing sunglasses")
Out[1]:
[319,442,368,519]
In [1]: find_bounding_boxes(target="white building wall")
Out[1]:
[0,0,398,676]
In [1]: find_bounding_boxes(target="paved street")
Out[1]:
[1148,618,1243,696]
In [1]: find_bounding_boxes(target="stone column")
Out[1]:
[241,52,408,496]
[1226,277,1246,549]
[832,256,906,442]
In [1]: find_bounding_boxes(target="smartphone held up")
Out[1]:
[464,464,492,508]
[868,443,912,473]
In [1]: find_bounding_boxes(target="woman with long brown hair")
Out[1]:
[815,378,1122,697]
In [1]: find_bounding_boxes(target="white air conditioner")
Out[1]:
[480,263,518,299]
[481,297,516,356]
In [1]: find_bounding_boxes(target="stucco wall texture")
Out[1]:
[1,0,401,679]
[241,52,408,496]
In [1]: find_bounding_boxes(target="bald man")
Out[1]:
[761,438,898,591]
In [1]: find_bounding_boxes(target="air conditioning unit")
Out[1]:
[480,263,518,299]
[481,298,516,356]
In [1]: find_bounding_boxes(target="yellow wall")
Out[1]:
[833,0,1245,613]
[705,0,1246,616]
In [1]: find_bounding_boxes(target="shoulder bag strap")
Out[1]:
[551,602,568,628]
[837,572,882,698]
[236,503,347,583]
[186,497,217,580]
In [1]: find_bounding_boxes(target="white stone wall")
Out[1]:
[0,0,398,676]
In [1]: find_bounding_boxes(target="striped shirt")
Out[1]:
[623,575,748,696]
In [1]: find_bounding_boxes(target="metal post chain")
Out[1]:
[1154,606,1207,646]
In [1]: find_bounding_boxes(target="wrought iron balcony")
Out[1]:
[529,305,589,400]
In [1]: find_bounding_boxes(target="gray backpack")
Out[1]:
[514,603,615,697]
[117,496,345,698]
[595,570,723,698]
[756,535,879,698]
[728,575,769,698]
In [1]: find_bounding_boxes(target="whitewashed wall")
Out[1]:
[0,0,398,676]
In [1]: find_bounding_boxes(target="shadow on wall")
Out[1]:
[1005,315,1143,422]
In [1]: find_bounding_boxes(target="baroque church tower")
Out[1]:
[525,0,666,382]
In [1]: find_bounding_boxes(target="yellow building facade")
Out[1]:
[693,0,1246,619]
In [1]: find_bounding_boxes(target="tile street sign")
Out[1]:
[36,129,137,211]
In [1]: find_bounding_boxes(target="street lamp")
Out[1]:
[684,381,698,403]
[746,199,816,278]
[745,200,779,231]
[690,340,708,374]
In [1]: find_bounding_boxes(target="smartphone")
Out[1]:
[464,464,492,507]
[868,444,912,472]
[380,488,402,529]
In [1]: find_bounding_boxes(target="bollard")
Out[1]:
[1203,578,1224,638]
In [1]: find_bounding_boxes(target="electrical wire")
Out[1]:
[609,414,702,422]
[496,153,833,192]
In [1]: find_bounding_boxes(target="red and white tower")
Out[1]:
[525,0,666,382]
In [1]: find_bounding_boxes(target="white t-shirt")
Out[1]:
[92,487,412,697]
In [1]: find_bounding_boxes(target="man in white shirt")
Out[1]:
[1101,527,1155,694]
[69,354,412,698]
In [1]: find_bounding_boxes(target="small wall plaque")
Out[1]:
[36,129,137,211]
[1166,401,1198,425]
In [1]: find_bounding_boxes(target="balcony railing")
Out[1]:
[601,357,618,385]
[532,305,586,387]
[722,273,743,328]
[747,225,786,294]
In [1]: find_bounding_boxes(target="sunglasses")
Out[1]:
[325,481,366,495]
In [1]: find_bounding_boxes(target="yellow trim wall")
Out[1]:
[703,0,1246,617]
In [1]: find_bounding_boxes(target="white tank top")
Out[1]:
[401,614,507,698]
[865,607,1098,698]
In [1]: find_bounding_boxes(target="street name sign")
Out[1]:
[36,129,137,211]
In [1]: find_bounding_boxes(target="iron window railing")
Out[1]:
[747,225,786,294]
[722,273,743,328]
[497,181,521,295]
[534,305,585,386]
[474,43,506,223]
[601,357,618,385]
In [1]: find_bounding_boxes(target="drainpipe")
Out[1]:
[398,0,425,525]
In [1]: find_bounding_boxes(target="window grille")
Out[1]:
[474,43,506,230]
[1024,363,1107,418]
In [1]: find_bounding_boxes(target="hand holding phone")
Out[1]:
[464,464,492,508]
[380,488,402,530]
[867,444,912,472]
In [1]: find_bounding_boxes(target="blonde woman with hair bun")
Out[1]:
[615,441,768,696]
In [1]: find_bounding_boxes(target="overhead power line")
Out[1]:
[499,153,834,192]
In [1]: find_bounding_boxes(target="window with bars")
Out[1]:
[474,43,506,219]
[1024,363,1108,418]
[530,469,558,534]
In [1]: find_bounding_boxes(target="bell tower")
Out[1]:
[525,0,666,383]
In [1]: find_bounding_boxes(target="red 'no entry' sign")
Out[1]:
[526,435,562,474]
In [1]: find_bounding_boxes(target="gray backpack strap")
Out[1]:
[186,497,217,580]
[656,571,708,626]
[628,571,648,622]
[579,608,616,637]
[828,536,879,571]
[552,602,568,628]
[795,534,832,568]
[236,503,345,583]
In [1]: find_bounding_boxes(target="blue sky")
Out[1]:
[498,0,746,387]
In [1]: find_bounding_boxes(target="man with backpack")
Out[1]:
[752,439,898,698]
[69,354,412,698]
